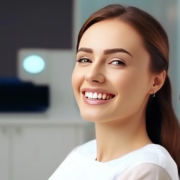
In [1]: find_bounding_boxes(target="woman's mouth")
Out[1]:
[82,91,115,105]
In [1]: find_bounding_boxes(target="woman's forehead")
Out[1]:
[78,19,145,56]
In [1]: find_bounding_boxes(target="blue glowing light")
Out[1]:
[23,55,45,74]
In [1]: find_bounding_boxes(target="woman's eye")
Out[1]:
[76,58,125,66]
[110,60,125,66]
[76,58,91,63]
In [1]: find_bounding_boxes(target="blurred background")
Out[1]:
[0,0,179,180]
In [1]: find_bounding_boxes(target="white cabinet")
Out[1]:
[0,121,87,180]
[0,127,10,180]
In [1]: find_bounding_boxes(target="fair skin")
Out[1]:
[72,18,166,162]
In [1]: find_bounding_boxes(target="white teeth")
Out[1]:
[102,94,106,99]
[98,93,102,99]
[84,91,114,100]
[93,92,98,99]
[85,92,89,97]
[88,92,93,99]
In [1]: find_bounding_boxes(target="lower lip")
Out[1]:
[82,93,115,105]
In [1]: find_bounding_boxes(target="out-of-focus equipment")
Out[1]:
[0,78,49,112]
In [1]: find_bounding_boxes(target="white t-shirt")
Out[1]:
[48,139,179,180]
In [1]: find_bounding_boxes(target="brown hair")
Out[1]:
[76,4,180,175]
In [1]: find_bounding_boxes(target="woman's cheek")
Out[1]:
[117,71,143,99]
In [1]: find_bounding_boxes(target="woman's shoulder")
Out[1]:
[74,139,97,158]
[116,143,178,180]
[134,143,177,167]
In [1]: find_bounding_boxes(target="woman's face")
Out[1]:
[72,19,152,124]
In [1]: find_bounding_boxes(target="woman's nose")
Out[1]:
[85,63,105,83]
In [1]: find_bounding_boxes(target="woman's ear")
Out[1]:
[151,70,166,94]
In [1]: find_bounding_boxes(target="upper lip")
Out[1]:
[81,88,115,95]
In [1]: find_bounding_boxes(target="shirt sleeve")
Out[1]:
[116,163,172,180]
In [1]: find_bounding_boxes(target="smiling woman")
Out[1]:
[48,4,180,180]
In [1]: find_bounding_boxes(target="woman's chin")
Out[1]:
[80,111,108,122]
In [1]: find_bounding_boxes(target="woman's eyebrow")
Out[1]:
[77,47,133,57]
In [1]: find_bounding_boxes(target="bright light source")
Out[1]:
[23,55,45,74]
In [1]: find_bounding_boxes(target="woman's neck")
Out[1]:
[94,115,152,162]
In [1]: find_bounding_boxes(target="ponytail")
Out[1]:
[146,75,180,175]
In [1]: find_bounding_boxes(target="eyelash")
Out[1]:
[76,58,125,66]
